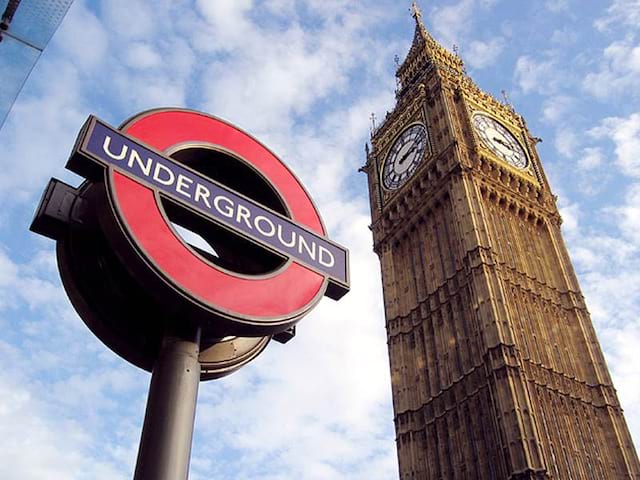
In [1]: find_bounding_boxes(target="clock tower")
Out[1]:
[363,4,640,479]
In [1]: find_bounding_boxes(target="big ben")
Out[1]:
[363,4,640,479]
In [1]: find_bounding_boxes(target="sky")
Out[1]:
[0,0,638,479]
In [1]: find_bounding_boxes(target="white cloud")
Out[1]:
[0,249,18,287]
[583,37,640,99]
[193,0,257,53]
[514,55,557,94]
[550,27,578,45]
[279,91,393,208]
[430,0,475,49]
[0,248,67,312]
[609,182,640,246]
[542,95,574,123]
[425,0,506,72]
[100,0,158,40]
[559,198,581,236]
[594,0,640,31]
[581,264,640,327]
[195,4,378,135]
[577,147,603,171]
[0,371,123,480]
[0,62,87,200]
[0,249,146,479]
[545,0,572,12]
[123,42,162,69]
[465,37,504,69]
[590,112,640,177]
[570,233,636,272]
[558,189,640,450]
[55,2,109,71]
[554,127,578,157]
[601,323,640,443]
[264,0,297,14]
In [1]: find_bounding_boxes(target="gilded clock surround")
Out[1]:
[362,3,640,479]
[381,122,430,191]
[471,111,529,170]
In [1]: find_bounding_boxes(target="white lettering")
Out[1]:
[127,149,152,176]
[297,235,317,261]
[235,205,253,229]
[254,215,276,237]
[176,174,193,198]
[318,246,335,268]
[153,163,175,186]
[213,195,234,218]
[276,224,296,248]
[194,183,211,209]
[103,135,128,160]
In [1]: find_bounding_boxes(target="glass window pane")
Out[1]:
[0,0,74,126]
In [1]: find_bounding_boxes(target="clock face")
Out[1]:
[382,124,428,190]
[472,113,528,170]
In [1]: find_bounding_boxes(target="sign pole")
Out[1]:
[133,326,202,480]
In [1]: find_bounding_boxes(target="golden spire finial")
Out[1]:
[411,1,423,22]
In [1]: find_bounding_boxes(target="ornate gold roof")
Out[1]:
[396,1,465,88]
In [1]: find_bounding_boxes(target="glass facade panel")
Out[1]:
[0,0,74,127]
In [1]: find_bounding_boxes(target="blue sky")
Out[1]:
[0,0,639,478]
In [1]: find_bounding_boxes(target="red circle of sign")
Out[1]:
[111,109,326,322]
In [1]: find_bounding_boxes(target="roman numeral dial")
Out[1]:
[472,113,528,170]
[381,123,428,190]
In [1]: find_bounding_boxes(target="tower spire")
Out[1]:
[396,1,465,91]
[411,1,423,23]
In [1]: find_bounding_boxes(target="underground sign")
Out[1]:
[31,108,350,376]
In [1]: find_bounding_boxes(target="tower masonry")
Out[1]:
[362,5,640,479]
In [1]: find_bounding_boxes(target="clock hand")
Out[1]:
[398,145,417,165]
[492,136,512,149]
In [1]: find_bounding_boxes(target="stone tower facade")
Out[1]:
[363,5,640,479]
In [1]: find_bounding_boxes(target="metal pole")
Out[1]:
[133,326,201,480]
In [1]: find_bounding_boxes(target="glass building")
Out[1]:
[0,0,74,128]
